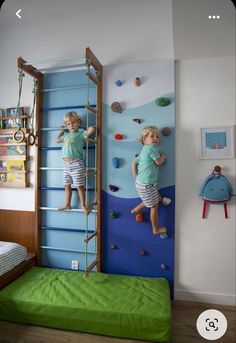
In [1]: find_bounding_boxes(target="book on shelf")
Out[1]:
[6,160,25,172]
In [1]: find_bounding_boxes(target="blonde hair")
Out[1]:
[63,111,82,125]
[140,126,159,144]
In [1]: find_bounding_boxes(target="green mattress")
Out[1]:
[0,267,171,342]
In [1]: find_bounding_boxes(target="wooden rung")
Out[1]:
[84,259,98,276]
[85,104,97,113]
[86,72,98,84]
[84,138,97,144]
[85,170,97,176]
[84,231,97,243]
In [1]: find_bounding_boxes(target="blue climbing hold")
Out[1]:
[160,233,168,239]
[112,157,119,168]
[115,80,123,87]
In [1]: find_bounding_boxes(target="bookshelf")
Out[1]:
[0,112,30,188]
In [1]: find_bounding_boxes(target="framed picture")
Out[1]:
[200,126,235,159]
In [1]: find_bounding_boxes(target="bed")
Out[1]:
[0,241,35,289]
[0,267,172,342]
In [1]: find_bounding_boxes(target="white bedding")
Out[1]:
[0,241,27,276]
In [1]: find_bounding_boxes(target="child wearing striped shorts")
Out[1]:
[131,126,168,235]
[56,111,95,213]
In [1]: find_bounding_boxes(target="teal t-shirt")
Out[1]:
[61,129,88,159]
[135,144,160,184]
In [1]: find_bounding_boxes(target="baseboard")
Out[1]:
[174,288,236,306]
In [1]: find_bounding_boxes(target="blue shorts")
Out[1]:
[63,159,85,187]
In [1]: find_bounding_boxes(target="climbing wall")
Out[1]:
[101,60,175,294]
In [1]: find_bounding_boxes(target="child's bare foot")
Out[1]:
[152,226,167,235]
[58,205,71,211]
[131,208,141,215]
[82,205,90,215]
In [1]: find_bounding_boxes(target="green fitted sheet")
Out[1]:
[0,267,171,342]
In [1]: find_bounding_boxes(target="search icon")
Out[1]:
[209,321,215,328]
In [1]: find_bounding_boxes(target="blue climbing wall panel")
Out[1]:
[101,60,175,295]
[40,68,98,271]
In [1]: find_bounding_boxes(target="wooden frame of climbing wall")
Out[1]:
[17,47,103,272]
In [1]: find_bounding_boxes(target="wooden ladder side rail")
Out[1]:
[85,47,103,74]
[17,57,44,266]
[84,259,98,276]
[84,230,97,244]
[97,73,102,271]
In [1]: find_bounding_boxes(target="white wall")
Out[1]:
[175,57,235,305]
[0,0,235,305]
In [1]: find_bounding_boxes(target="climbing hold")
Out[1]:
[111,244,117,249]
[110,211,118,218]
[136,213,143,222]
[109,184,119,192]
[162,197,171,206]
[155,97,170,107]
[132,118,142,124]
[114,133,123,140]
[161,127,171,136]
[111,102,123,113]
[135,153,139,158]
[112,157,120,168]
[160,263,167,270]
[115,80,123,87]
[134,77,141,86]
[160,233,168,239]
[140,249,146,256]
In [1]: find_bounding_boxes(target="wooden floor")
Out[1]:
[0,300,235,343]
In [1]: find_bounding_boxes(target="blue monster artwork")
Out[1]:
[200,165,234,218]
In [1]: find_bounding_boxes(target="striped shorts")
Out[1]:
[135,181,161,208]
[63,159,85,187]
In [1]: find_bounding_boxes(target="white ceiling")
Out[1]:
[0,0,235,63]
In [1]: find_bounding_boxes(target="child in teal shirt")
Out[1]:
[56,111,95,213]
[131,126,168,235]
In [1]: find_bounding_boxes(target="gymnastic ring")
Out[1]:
[27,132,36,146]
[13,129,25,143]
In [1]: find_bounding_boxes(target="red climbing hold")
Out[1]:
[114,133,123,140]
[136,213,143,222]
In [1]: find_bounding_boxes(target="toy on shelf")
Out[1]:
[200,165,234,219]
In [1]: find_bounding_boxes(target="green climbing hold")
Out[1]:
[110,211,118,218]
[155,97,170,107]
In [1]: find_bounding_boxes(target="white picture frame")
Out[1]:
[200,126,235,159]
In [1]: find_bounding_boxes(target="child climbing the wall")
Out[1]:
[56,111,95,213]
[131,126,168,235]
